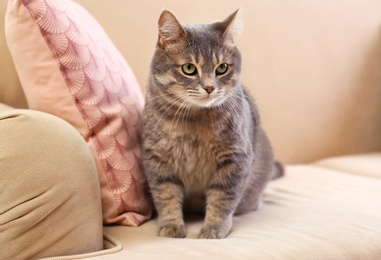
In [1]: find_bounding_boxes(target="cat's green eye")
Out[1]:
[216,63,229,75]
[182,63,197,76]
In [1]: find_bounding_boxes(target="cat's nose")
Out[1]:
[203,86,215,94]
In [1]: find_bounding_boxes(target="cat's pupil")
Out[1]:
[216,63,228,75]
[182,63,197,76]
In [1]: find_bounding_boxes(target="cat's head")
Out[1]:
[150,9,243,108]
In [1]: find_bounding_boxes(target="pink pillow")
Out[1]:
[5,0,152,226]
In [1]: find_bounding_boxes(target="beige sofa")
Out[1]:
[1,0,381,259]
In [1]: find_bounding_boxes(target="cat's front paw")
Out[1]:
[159,224,186,238]
[198,226,229,239]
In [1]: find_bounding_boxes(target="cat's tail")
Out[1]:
[271,161,284,180]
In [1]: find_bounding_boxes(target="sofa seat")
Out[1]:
[82,153,381,260]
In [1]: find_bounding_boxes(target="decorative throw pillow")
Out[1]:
[5,0,152,226]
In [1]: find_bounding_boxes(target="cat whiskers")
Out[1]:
[181,98,194,130]
[220,97,243,129]
[230,92,260,124]
[186,89,226,107]
[145,90,185,103]
[152,92,188,135]
[215,90,226,101]
[169,95,193,133]
[186,89,201,98]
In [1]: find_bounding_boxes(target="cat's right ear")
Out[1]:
[158,10,186,47]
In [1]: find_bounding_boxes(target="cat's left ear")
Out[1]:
[214,9,243,45]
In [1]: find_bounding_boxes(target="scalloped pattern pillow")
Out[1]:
[5,0,152,226]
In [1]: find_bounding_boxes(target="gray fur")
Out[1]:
[142,10,283,239]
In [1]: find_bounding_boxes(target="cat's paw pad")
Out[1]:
[198,227,228,239]
[159,225,186,238]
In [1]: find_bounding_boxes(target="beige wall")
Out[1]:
[1,0,381,163]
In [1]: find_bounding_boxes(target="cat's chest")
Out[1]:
[169,132,217,191]
[156,109,238,190]
[175,135,214,169]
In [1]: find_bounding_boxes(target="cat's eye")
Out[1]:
[216,63,228,75]
[182,63,197,76]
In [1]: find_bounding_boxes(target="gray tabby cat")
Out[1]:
[142,9,283,239]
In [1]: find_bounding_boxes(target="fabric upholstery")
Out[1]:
[98,156,381,259]
[313,153,381,178]
[2,110,380,259]
[1,1,380,259]
[5,0,152,226]
[0,102,13,111]
[0,109,103,259]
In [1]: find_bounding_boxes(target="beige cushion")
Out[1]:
[0,102,13,111]
[2,110,379,259]
[0,108,104,259]
[95,154,381,259]
[313,153,381,178]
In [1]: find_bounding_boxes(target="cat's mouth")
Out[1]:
[182,88,226,108]
[187,93,225,108]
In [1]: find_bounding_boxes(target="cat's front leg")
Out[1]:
[198,188,236,239]
[150,176,186,238]
[199,173,246,238]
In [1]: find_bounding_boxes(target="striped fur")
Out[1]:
[142,10,283,239]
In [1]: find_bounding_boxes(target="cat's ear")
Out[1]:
[215,9,243,45]
[158,10,186,47]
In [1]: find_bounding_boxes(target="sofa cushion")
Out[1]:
[98,156,381,259]
[0,103,13,111]
[5,0,151,226]
[313,153,381,178]
[0,109,103,259]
